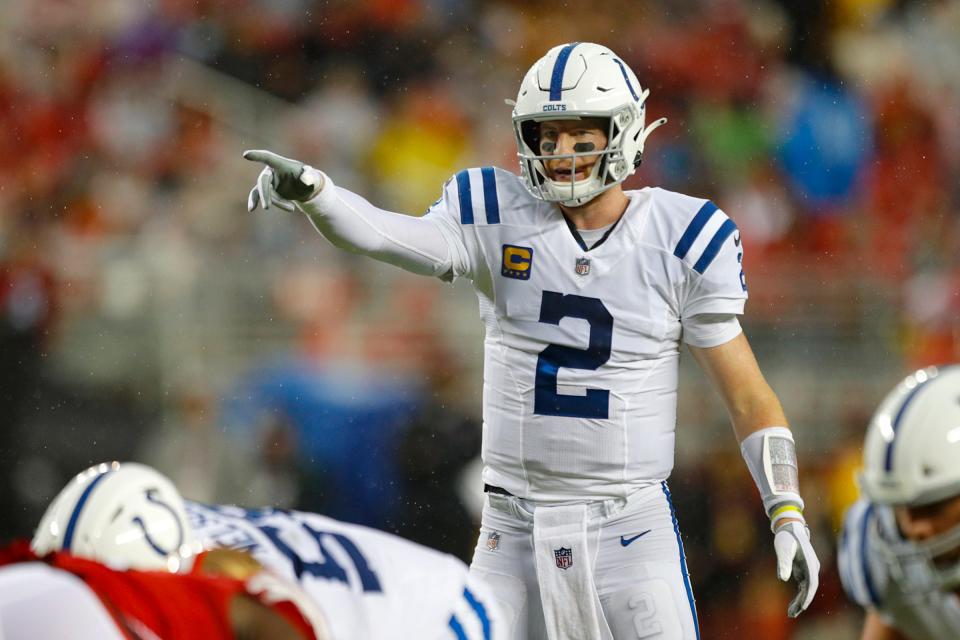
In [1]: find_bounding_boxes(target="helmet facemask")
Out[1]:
[513,105,642,208]
[875,503,960,596]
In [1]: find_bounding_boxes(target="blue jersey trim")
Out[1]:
[481,168,500,225]
[661,481,701,640]
[860,504,881,606]
[448,614,468,640]
[549,43,580,101]
[613,58,639,101]
[673,201,718,260]
[838,524,853,598]
[463,587,492,640]
[456,171,474,225]
[63,469,114,551]
[692,218,737,274]
[885,377,931,471]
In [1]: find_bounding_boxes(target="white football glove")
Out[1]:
[243,149,325,213]
[773,519,820,617]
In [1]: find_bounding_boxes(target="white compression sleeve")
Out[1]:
[296,170,465,280]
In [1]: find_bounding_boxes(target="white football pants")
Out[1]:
[469,481,700,640]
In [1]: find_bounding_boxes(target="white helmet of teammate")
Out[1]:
[511,42,667,207]
[32,461,200,572]
[859,365,960,593]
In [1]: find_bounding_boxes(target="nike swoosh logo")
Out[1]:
[620,530,652,547]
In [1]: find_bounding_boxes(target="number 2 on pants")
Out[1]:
[534,291,613,419]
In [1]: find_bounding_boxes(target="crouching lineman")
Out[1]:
[839,365,960,639]
[0,542,325,639]
[243,41,819,639]
[31,462,500,640]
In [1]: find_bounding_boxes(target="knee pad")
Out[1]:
[601,579,690,639]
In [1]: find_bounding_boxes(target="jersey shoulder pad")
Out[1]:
[644,187,739,276]
[443,167,535,226]
[838,498,886,609]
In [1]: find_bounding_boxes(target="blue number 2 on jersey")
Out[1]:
[534,291,613,419]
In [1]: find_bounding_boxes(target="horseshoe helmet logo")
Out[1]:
[131,488,186,557]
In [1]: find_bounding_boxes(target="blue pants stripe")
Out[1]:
[661,481,701,640]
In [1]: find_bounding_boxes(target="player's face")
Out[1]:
[895,495,960,568]
[539,118,608,182]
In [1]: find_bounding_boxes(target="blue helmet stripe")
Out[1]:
[692,218,737,274]
[673,201,719,260]
[661,481,702,640]
[448,614,468,640]
[549,43,580,101]
[63,469,115,551]
[613,59,639,101]
[480,168,500,225]
[456,171,474,225]
[463,587,491,640]
[884,374,933,471]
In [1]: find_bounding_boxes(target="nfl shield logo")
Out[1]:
[486,531,501,551]
[575,257,591,276]
[554,547,573,570]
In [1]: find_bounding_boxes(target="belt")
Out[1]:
[484,483,514,497]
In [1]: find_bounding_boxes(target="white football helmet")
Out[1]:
[511,42,667,207]
[859,365,960,593]
[32,461,199,572]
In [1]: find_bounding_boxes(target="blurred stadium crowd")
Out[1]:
[1,0,958,637]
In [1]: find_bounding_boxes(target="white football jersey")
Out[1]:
[186,502,497,640]
[839,498,960,639]
[425,168,748,502]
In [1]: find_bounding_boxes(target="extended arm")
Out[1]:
[243,150,467,280]
[689,331,820,618]
[298,180,462,279]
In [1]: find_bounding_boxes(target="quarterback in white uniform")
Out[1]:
[244,42,820,639]
[838,366,960,640]
[31,462,500,640]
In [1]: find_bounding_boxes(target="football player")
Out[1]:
[0,542,325,639]
[31,462,500,640]
[244,42,819,639]
[838,365,960,639]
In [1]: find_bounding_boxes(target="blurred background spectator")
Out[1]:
[1,0,959,637]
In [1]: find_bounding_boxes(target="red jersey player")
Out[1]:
[0,541,329,639]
